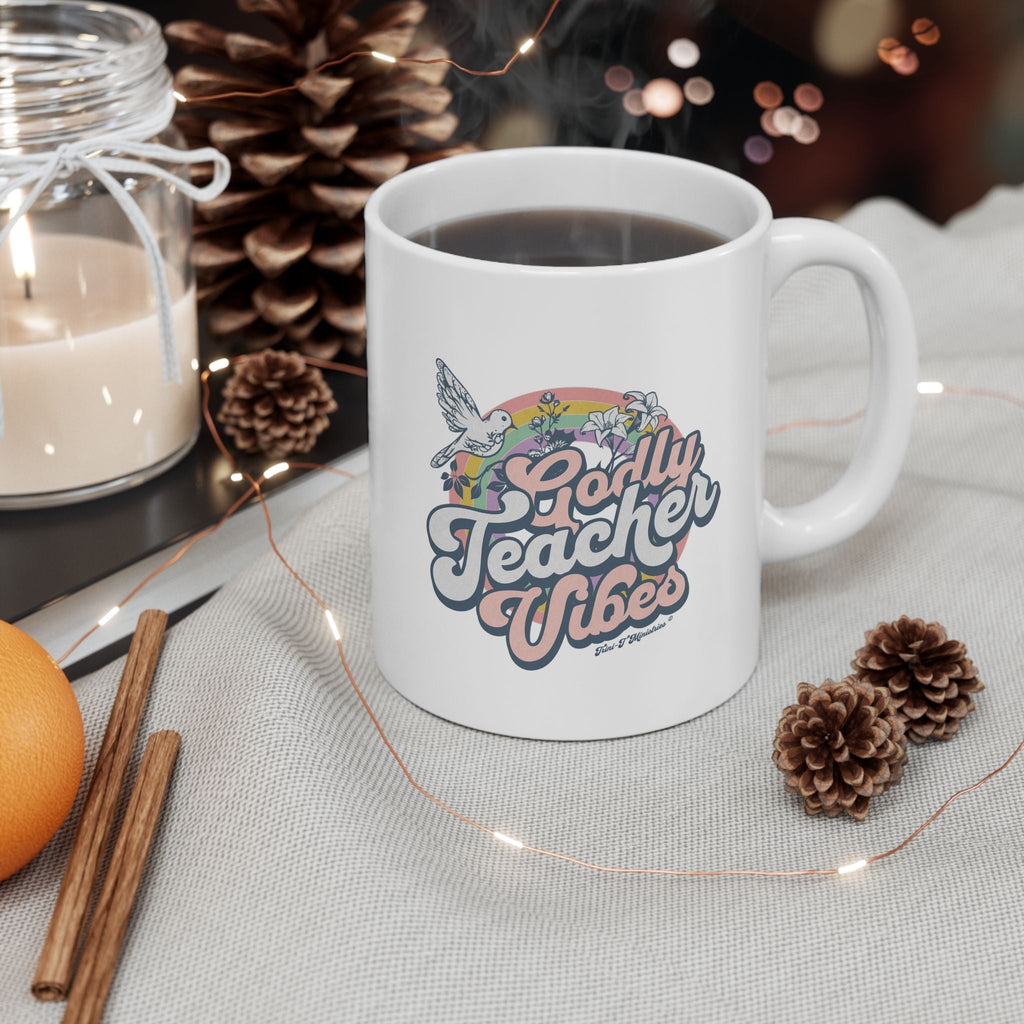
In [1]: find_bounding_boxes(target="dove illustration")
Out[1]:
[430,358,513,468]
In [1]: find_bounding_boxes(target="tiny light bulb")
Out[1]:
[173,90,187,103]
[493,831,524,849]
[101,385,112,406]
[263,461,290,479]
[519,38,535,54]
[837,859,868,875]
[190,358,200,371]
[132,408,143,425]
[208,357,230,372]
[97,606,120,627]
[917,381,944,394]
[229,471,243,482]
[325,609,341,641]
[371,50,397,63]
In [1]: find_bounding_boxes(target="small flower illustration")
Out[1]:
[528,438,569,460]
[529,390,569,453]
[582,406,630,447]
[623,390,667,433]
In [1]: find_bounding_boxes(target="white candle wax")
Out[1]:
[0,234,199,498]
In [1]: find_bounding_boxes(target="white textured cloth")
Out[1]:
[3,187,1024,1024]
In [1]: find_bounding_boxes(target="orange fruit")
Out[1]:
[0,621,84,883]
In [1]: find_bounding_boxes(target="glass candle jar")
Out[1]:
[0,1,226,508]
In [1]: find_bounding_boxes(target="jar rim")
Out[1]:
[0,0,172,149]
[0,0,163,83]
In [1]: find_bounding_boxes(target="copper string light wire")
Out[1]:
[942,383,1024,409]
[766,383,1024,436]
[55,482,258,665]
[54,364,1024,879]
[767,409,865,435]
[54,354,368,665]
[176,0,564,106]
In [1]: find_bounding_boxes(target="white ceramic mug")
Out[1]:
[364,147,917,740]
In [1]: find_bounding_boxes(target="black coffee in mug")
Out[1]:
[408,208,727,267]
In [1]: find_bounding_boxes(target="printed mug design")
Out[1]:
[426,358,721,670]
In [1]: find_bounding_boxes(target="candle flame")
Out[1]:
[4,190,36,290]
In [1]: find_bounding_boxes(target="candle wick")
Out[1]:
[23,276,32,300]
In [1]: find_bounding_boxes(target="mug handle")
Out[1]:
[761,218,918,563]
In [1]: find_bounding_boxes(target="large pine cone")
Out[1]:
[217,349,338,457]
[773,678,908,821]
[167,1,475,360]
[851,616,984,743]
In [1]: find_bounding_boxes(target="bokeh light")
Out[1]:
[881,42,912,68]
[912,17,941,46]
[876,37,902,65]
[760,109,783,138]
[743,135,774,165]
[667,38,700,69]
[793,83,824,112]
[753,81,784,109]
[622,89,647,116]
[793,115,821,144]
[891,48,920,76]
[641,78,684,118]
[683,76,715,105]
[604,65,634,93]
[814,0,899,76]
[771,105,801,136]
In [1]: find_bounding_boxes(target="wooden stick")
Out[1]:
[32,609,168,1002]
[62,731,181,1024]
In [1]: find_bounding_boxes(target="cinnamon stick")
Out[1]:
[32,609,168,1001]
[62,731,181,1024]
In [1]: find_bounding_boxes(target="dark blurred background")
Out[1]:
[145,0,1024,223]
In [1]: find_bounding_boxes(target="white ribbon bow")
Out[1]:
[0,138,231,437]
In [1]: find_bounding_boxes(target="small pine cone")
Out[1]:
[217,349,337,458]
[852,616,984,743]
[773,678,908,821]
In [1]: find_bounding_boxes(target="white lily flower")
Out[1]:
[582,406,631,446]
[624,390,667,432]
